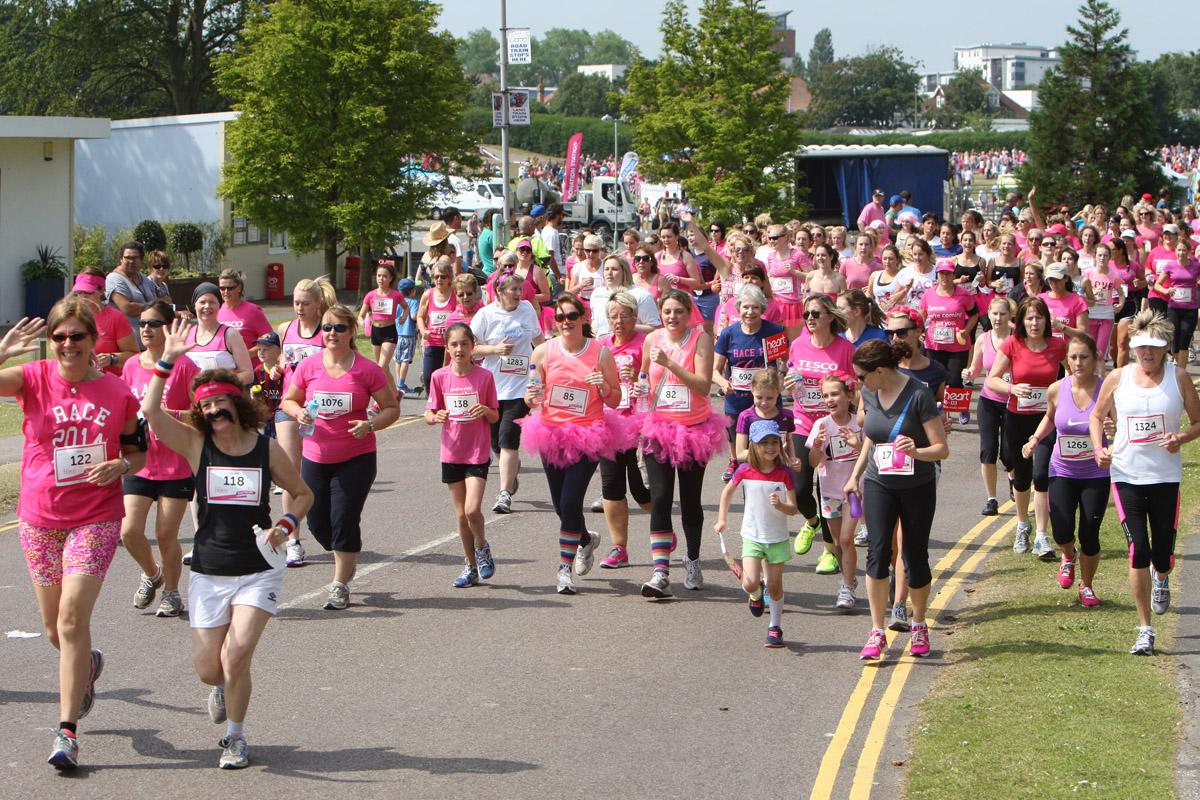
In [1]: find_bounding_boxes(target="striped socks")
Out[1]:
[650,531,674,574]
[559,531,582,567]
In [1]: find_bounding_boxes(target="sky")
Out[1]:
[438,1,1198,73]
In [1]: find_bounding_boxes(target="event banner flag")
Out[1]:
[618,151,639,181]
[562,132,584,202]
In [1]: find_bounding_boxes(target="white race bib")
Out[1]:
[548,384,588,416]
[874,444,915,476]
[657,383,692,413]
[499,354,529,376]
[206,466,263,506]
[313,390,352,418]
[729,367,756,392]
[828,433,857,462]
[617,384,631,410]
[283,343,320,366]
[1017,387,1048,412]
[1127,413,1165,445]
[430,310,451,331]
[931,322,956,345]
[1058,435,1094,461]
[447,391,479,422]
[53,442,105,487]
[770,276,794,295]
[371,296,395,315]
[1173,286,1193,304]
[801,380,824,412]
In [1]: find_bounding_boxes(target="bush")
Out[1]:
[133,219,167,252]
[797,129,1029,151]
[169,222,204,270]
[73,224,110,269]
[20,244,69,281]
[463,108,633,158]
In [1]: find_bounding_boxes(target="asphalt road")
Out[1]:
[1,395,1017,798]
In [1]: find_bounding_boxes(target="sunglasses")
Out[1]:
[886,327,913,338]
[518,247,533,253]
[218,285,239,292]
[802,310,824,320]
[768,234,784,240]
[554,310,583,323]
[321,323,350,333]
[456,291,477,298]
[633,255,653,262]
[854,371,867,381]
[584,248,600,253]
[733,247,752,254]
[137,319,167,328]
[710,227,721,233]
[51,332,88,343]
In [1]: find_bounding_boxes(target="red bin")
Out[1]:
[344,255,361,291]
[265,262,285,301]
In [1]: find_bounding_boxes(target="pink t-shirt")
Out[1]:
[422,291,457,347]
[217,301,273,359]
[1145,246,1177,302]
[290,353,388,463]
[123,355,199,481]
[1160,258,1200,310]
[787,330,856,435]
[599,331,647,414]
[920,287,975,352]
[840,258,879,290]
[764,247,807,303]
[364,289,404,323]
[426,364,498,464]
[1039,291,1089,339]
[95,306,133,376]
[17,360,139,527]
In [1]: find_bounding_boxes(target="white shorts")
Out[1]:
[188,568,284,628]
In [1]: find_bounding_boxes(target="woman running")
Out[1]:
[1153,239,1200,369]
[589,255,660,337]
[838,289,887,348]
[1040,262,1090,341]
[216,269,273,367]
[806,243,848,298]
[1082,243,1125,368]
[893,238,937,307]
[868,244,903,314]
[763,223,810,339]
[965,296,1015,516]
[920,260,979,398]
[358,261,405,389]
[72,267,138,375]
[185,282,254,387]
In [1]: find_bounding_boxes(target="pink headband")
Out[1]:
[193,381,243,403]
[73,274,105,293]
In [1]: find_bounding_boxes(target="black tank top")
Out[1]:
[191,433,273,576]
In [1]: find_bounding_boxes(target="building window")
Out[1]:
[268,229,289,253]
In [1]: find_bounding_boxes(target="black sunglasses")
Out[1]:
[584,248,601,254]
[218,285,239,292]
[802,310,824,320]
[51,332,88,342]
[554,310,583,323]
[633,255,653,262]
[768,234,784,240]
[137,319,167,328]
[321,323,350,333]
[886,327,913,338]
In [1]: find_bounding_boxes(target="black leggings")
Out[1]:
[791,436,819,523]
[302,451,377,553]
[645,454,707,560]
[543,458,600,535]
[1168,307,1198,354]
[977,394,1011,468]
[600,448,651,505]
[928,348,969,389]
[863,478,936,589]
[1003,410,1052,492]
[1113,481,1179,572]
[1048,476,1109,556]
[421,344,445,391]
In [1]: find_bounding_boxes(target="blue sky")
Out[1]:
[438,1,1197,73]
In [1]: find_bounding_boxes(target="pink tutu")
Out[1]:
[602,408,644,454]
[517,411,625,468]
[775,299,805,326]
[640,414,729,469]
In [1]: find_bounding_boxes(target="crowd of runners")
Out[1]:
[9,189,1200,772]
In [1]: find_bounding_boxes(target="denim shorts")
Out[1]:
[394,335,416,364]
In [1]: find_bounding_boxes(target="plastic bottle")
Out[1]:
[299,398,319,437]
[527,364,542,407]
[786,360,802,406]
[848,490,863,519]
[635,372,651,413]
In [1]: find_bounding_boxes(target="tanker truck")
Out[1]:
[515,176,639,245]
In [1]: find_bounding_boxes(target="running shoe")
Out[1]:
[836,581,857,610]
[860,628,888,660]
[492,490,512,514]
[958,411,970,426]
[453,564,479,588]
[888,604,911,633]
[1057,555,1076,589]
[590,496,604,513]
[854,523,869,547]
[599,545,629,569]
[271,484,284,496]
[721,457,737,483]
[219,735,250,769]
[815,551,839,575]
[475,544,495,579]
[285,539,307,567]
[1013,522,1032,554]
[47,730,78,770]
[155,590,184,618]
[133,570,163,609]
[322,581,349,610]
[397,382,415,395]
[748,591,765,617]
[765,626,784,648]
[574,531,600,576]
[682,557,704,590]
[909,622,931,657]
[1130,626,1155,656]
[78,648,103,720]
[556,564,577,595]
[1079,585,1101,608]
[981,498,999,516]
[182,548,193,566]
[640,570,672,599]
[794,521,819,555]
[208,685,226,724]
[1032,533,1056,561]
[1151,570,1170,615]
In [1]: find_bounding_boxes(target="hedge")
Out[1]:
[796,130,1030,151]
[463,107,633,158]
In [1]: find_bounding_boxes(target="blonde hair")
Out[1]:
[452,273,479,295]
[295,275,337,315]
[750,368,782,396]
[1128,309,1173,350]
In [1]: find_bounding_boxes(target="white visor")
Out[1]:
[1129,335,1169,349]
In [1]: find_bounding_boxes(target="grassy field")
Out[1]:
[905,442,1198,799]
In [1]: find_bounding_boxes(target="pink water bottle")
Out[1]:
[848,490,863,519]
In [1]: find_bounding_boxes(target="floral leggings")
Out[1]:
[19,519,122,586]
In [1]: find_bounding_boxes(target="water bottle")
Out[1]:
[527,364,542,407]
[635,372,651,413]
[848,490,863,519]
[299,398,319,437]
[787,360,802,406]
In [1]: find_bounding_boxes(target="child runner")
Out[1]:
[714,418,798,648]
[733,369,797,466]
[358,262,405,392]
[251,332,284,440]
[394,277,419,395]
[424,323,500,587]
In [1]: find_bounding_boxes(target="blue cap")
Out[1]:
[530,204,546,217]
[397,278,415,292]
[256,331,280,348]
[889,194,903,206]
[748,418,782,443]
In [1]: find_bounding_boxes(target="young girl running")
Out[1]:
[358,262,404,391]
[715,418,798,648]
[807,374,863,610]
[425,323,500,587]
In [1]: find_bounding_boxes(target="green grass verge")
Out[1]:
[905,443,1199,799]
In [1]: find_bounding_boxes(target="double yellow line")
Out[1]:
[809,503,1016,799]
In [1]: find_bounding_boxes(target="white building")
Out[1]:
[576,64,626,82]
[955,42,1059,94]
[0,116,110,324]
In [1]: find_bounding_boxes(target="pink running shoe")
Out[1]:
[1057,556,1076,589]
[1078,585,1101,607]
[909,622,931,657]
[600,546,629,569]
[860,628,887,660]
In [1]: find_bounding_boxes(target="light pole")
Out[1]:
[602,113,627,244]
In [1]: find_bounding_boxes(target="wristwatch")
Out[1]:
[120,457,131,475]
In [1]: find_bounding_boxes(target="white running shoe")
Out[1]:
[836,581,857,610]
[556,564,577,595]
[640,571,672,599]
[1151,569,1170,615]
[1130,626,1156,656]
[1031,533,1056,561]
[682,557,703,590]
[854,523,868,547]
[1013,522,1032,554]
[574,530,600,576]
[285,539,306,567]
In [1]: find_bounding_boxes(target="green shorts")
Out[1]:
[741,538,792,564]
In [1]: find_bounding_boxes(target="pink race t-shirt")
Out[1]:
[840,258,879,290]
[920,287,975,352]
[1145,246,1175,301]
[123,355,199,481]
[17,360,139,527]
[290,352,388,463]
[999,335,1067,414]
[95,306,133,375]
[217,301,273,359]
[787,330,857,435]
[426,364,498,464]
[1039,291,1089,339]
[364,289,404,324]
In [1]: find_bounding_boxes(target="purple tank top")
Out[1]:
[1049,374,1108,480]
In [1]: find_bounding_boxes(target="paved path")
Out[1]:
[0,398,1023,797]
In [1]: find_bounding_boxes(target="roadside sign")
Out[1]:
[507,29,531,64]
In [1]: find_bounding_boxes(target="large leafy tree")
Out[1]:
[550,72,617,117]
[217,0,476,277]
[457,27,499,77]
[1022,0,1157,208]
[807,46,920,128]
[805,27,833,80]
[928,69,995,128]
[621,0,803,220]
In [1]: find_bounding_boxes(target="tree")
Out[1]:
[806,28,833,80]
[457,27,499,77]
[550,72,617,117]
[217,0,477,277]
[1022,0,1158,208]
[622,0,804,220]
[588,30,637,66]
[807,46,920,128]
[928,69,995,128]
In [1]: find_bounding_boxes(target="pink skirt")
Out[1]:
[775,299,805,326]
[640,414,729,469]
[517,411,632,468]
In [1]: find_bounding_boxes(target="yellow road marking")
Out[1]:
[847,516,1017,798]
[808,501,1014,800]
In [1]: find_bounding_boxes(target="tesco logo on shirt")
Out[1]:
[792,358,841,372]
